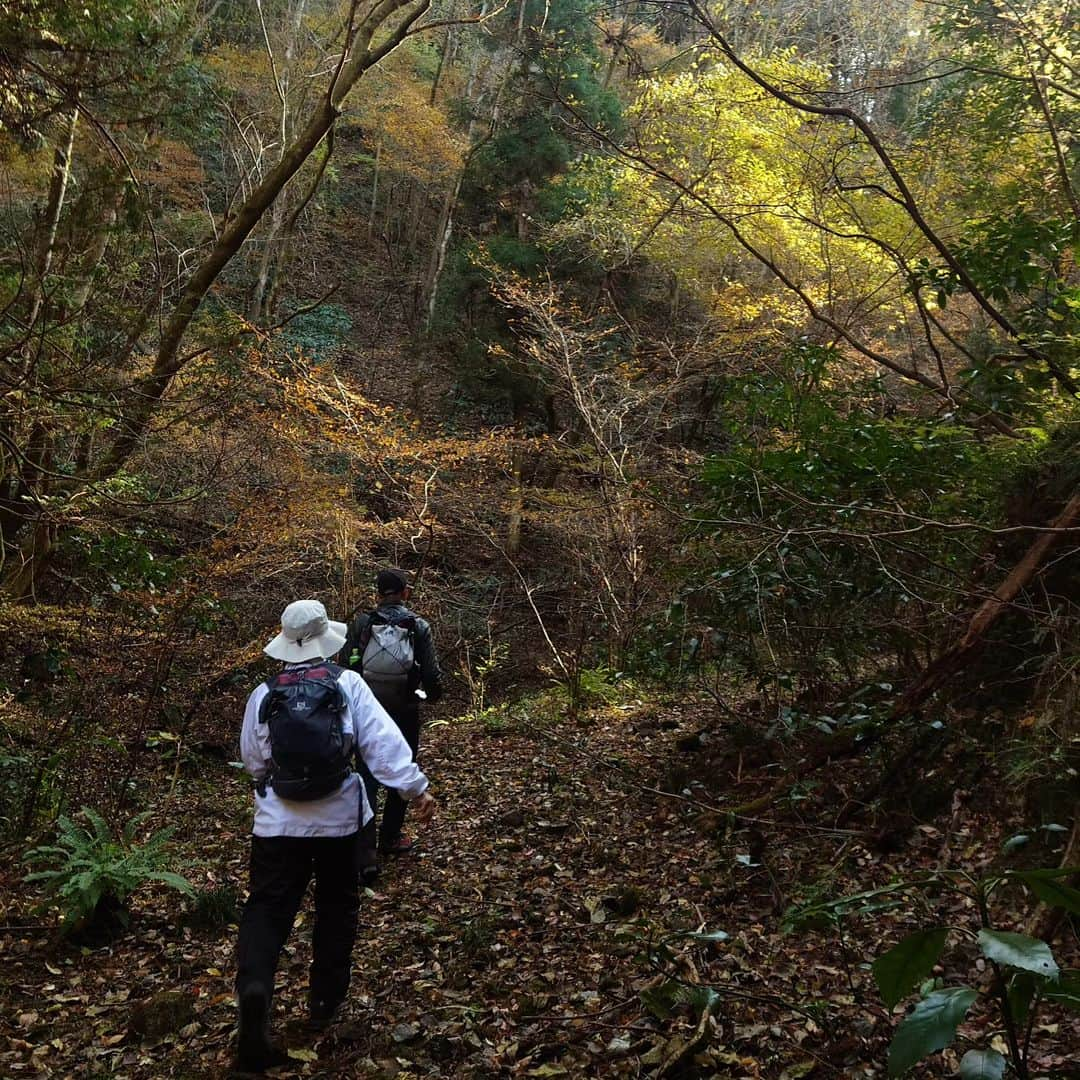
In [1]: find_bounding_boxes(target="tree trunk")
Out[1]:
[2,110,87,574]
[507,444,524,555]
[66,184,122,316]
[516,178,531,242]
[892,491,1080,718]
[3,0,431,601]
[22,107,78,372]
[429,26,453,105]
[4,516,56,602]
[249,0,310,322]
[95,0,430,482]
[266,125,336,318]
[36,109,78,280]
[601,12,632,90]
[406,175,426,260]
[368,137,382,239]
[2,432,56,601]
[249,194,289,321]
[422,170,463,332]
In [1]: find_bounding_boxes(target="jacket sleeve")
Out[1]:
[414,618,444,702]
[344,671,429,798]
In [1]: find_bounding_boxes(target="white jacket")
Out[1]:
[240,662,428,838]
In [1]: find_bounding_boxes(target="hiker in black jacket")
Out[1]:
[344,569,443,864]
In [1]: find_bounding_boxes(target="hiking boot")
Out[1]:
[361,862,380,887]
[307,996,342,1033]
[379,835,415,856]
[236,982,287,1073]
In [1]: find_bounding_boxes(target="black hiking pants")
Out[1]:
[359,700,421,852]
[236,833,359,1009]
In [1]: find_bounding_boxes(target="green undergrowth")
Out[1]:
[450,667,640,735]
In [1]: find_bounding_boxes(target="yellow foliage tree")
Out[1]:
[557,52,910,342]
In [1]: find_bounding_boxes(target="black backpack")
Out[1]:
[258,663,352,801]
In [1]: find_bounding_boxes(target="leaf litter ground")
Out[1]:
[1,696,1078,1078]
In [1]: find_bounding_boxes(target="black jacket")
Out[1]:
[343,602,443,703]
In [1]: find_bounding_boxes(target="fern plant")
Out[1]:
[24,807,193,933]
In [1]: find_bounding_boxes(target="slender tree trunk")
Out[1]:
[36,110,78,281]
[23,108,78,365]
[266,125,336,317]
[422,170,463,332]
[4,110,78,583]
[892,492,1080,718]
[3,432,55,601]
[396,176,414,246]
[67,186,121,316]
[368,138,382,239]
[5,516,56,602]
[0,421,45,553]
[1030,72,1080,221]
[429,26,453,104]
[96,0,429,481]
[506,444,524,555]
[406,176,426,256]
[516,178,530,242]
[3,0,431,600]
[249,194,289,321]
[601,12,632,90]
[249,0,310,322]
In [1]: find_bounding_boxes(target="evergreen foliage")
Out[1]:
[24,808,193,933]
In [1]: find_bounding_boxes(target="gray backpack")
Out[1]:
[359,612,416,687]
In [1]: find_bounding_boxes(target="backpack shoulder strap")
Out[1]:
[323,662,349,711]
[359,610,382,646]
[257,675,280,724]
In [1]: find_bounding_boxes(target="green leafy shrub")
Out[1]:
[477,705,514,735]
[460,914,497,958]
[567,666,623,709]
[23,808,193,933]
[0,748,66,842]
[0,751,33,838]
[280,302,353,361]
[186,882,241,929]
[460,640,510,721]
[65,526,181,594]
[678,346,1039,705]
[557,665,628,720]
[785,867,1080,1077]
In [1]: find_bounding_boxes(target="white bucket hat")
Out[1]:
[264,599,347,663]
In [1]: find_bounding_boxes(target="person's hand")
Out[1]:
[411,791,436,825]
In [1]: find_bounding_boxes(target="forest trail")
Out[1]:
[5,690,1076,1078]
[3,1,1080,1076]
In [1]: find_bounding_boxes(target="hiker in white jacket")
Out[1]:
[234,599,436,1072]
